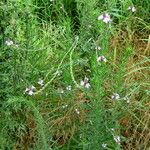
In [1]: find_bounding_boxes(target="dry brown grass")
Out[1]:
[110,30,150,150]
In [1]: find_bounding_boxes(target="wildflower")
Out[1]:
[111,93,120,100]
[75,108,80,114]
[38,79,44,86]
[113,135,121,144]
[60,4,64,9]
[95,45,101,51]
[5,39,14,46]
[123,97,130,103]
[98,13,112,23]
[66,85,72,91]
[111,128,115,132]
[25,85,36,96]
[80,77,91,89]
[102,143,107,149]
[57,88,64,94]
[62,104,68,109]
[128,6,136,12]
[97,56,107,62]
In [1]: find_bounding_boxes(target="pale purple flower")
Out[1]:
[102,143,107,148]
[98,13,112,23]
[28,90,34,95]
[111,93,120,100]
[5,39,14,46]
[80,77,91,89]
[25,85,36,96]
[128,6,136,12]
[66,85,72,91]
[75,108,80,114]
[97,56,107,62]
[113,135,121,144]
[38,79,44,86]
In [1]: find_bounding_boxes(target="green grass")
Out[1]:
[0,0,150,149]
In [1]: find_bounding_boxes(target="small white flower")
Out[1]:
[60,4,64,9]
[111,128,115,132]
[128,6,136,12]
[80,80,85,86]
[123,97,130,103]
[98,13,112,23]
[102,143,107,148]
[85,83,91,89]
[75,109,80,114]
[62,105,68,109]
[25,85,36,96]
[97,56,107,62]
[80,77,91,89]
[38,79,44,86]
[95,45,101,51]
[5,39,14,46]
[66,85,72,91]
[30,85,36,90]
[57,88,64,94]
[28,90,34,95]
[111,93,120,100]
[113,135,121,144]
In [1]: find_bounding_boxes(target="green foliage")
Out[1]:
[0,0,150,149]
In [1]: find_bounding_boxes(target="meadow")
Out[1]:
[0,0,150,149]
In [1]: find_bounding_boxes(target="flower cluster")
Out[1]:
[75,108,80,114]
[66,85,72,91]
[80,77,91,89]
[111,93,120,100]
[38,79,44,86]
[62,104,68,109]
[25,78,44,96]
[98,13,112,23]
[128,6,136,12]
[97,56,107,63]
[5,39,14,46]
[25,85,36,96]
[113,135,121,144]
[95,45,101,51]
[98,5,136,24]
[101,143,107,149]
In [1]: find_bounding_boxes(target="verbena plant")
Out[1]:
[0,0,150,149]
